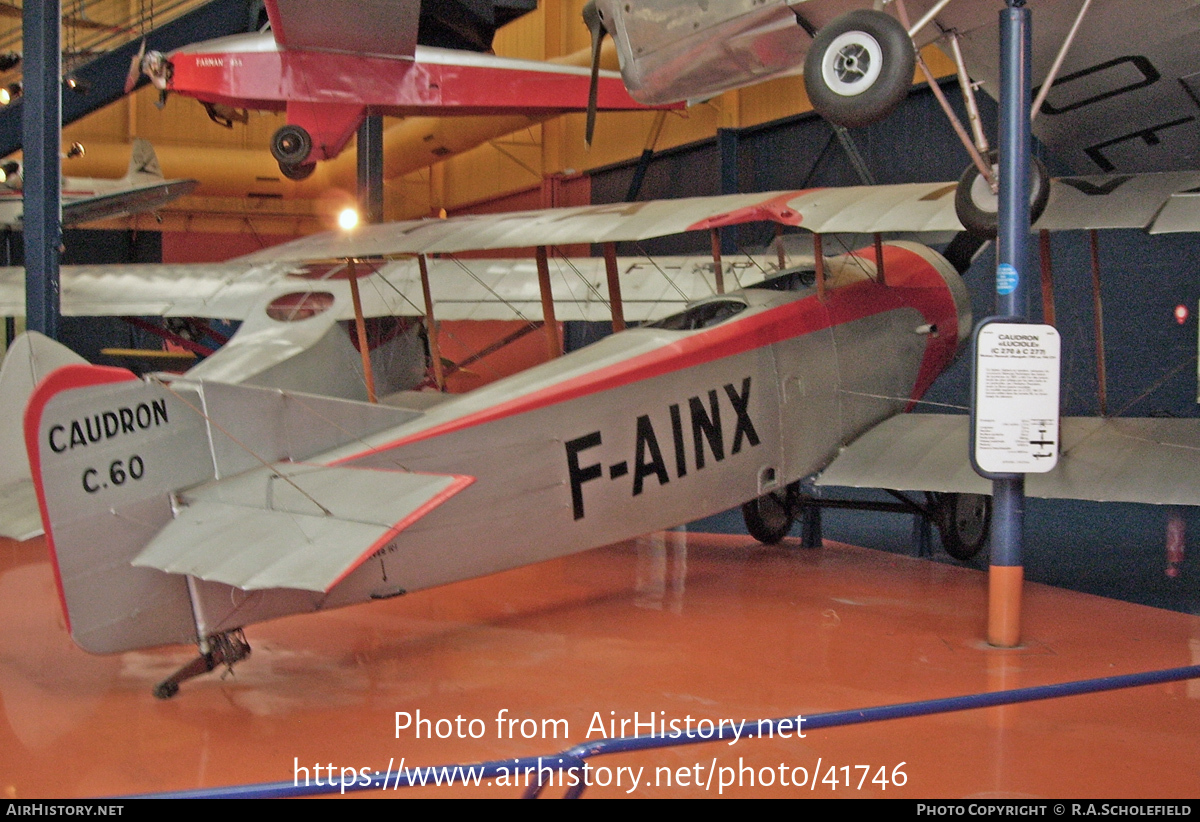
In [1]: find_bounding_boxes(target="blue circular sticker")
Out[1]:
[996,263,1019,295]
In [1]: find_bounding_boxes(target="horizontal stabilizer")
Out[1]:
[0,332,87,540]
[59,178,198,226]
[0,479,41,542]
[133,463,473,592]
[818,414,1200,506]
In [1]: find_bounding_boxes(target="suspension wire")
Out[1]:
[157,380,333,516]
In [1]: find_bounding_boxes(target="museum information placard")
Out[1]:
[973,322,1060,474]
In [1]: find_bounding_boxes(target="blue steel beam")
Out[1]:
[23,0,61,338]
[0,0,259,160]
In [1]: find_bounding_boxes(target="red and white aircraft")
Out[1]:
[11,174,1200,696]
[128,0,671,180]
[0,138,197,228]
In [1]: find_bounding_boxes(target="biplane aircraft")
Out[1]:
[7,176,1200,696]
[125,0,671,180]
[582,0,1200,231]
[0,138,197,227]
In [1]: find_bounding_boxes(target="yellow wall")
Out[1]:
[35,1,956,231]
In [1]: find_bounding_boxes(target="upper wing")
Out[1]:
[818,414,1200,507]
[0,253,787,323]
[241,173,1200,264]
[3,174,1195,323]
[265,0,419,58]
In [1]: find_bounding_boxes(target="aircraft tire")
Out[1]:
[279,161,316,181]
[271,124,313,166]
[803,10,915,129]
[955,151,1051,238]
[742,491,794,545]
[935,492,991,561]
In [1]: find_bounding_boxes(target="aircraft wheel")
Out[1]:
[803,10,915,129]
[935,492,991,561]
[279,161,316,181]
[742,490,794,545]
[271,124,313,166]
[955,151,1051,237]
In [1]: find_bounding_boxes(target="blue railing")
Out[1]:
[133,663,1200,798]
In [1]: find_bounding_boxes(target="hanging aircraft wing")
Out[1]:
[265,0,419,58]
[818,414,1200,507]
[133,461,472,592]
[59,178,199,227]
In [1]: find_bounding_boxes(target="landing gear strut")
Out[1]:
[153,630,251,699]
[742,486,991,562]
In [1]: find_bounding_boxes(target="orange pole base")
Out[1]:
[988,564,1024,647]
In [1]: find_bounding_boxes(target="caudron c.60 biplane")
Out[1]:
[18,173,1200,696]
[24,196,970,696]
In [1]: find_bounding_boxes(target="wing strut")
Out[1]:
[346,258,377,403]
[417,254,446,391]
[602,243,625,333]
[535,246,562,359]
[709,229,725,295]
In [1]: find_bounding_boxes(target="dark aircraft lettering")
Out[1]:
[48,399,169,454]
[1085,117,1195,172]
[565,377,760,520]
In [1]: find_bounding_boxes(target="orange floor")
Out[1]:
[2,530,1198,799]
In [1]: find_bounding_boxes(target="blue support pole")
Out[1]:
[717,127,739,255]
[23,1,62,339]
[988,1,1032,648]
[356,115,385,224]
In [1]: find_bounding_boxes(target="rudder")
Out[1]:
[25,365,213,653]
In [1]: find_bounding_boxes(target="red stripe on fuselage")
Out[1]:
[24,365,140,633]
[335,245,958,464]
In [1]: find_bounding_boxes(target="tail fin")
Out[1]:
[24,368,428,653]
[125,137,163,181]
[0,333,86,540]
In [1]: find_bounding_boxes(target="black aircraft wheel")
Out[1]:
[279,161,316,181]
[803,10,915,129]
[742,490,794,545]
[935,492,991,561]
[271,124,313,166]
[954,151,1050,237]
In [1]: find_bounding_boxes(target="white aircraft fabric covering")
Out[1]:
[237,174,1200,265]
[133,462,472,592]
[1,174,1196,328]
[266,0,419,59]
[0,254,785,323]
[1034,172,1200,232]
[818,414,1200,506]
[0,333,87,540]
[236,186,966,262]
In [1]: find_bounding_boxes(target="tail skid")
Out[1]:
[25,367,470,696]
